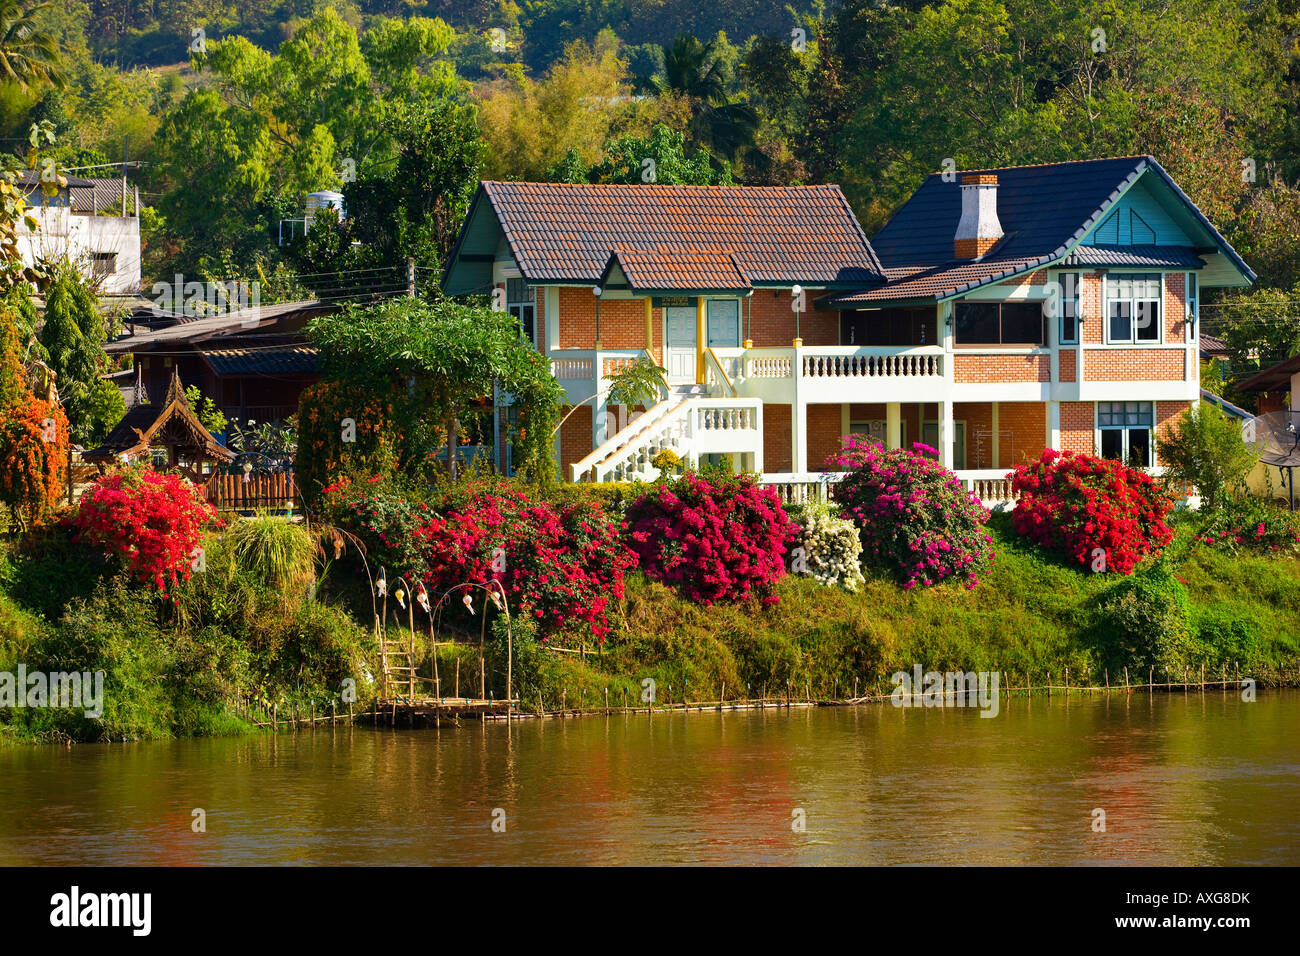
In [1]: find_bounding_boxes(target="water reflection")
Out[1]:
[1,691,1296,865]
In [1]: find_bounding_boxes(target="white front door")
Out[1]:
[665,306,697,384]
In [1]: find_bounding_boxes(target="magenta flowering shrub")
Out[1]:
[828,435,994,589]
[625,473,798,605]
[321,477,636,642]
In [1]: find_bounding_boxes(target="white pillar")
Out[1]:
[793,401,808,473]
[593,360,609,447]
[990,401,1000,469]
[545,287,560,356]
[886,402,902,450]
[939,400,954,470]
[1047,400,1061,452]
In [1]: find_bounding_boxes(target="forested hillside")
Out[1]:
[6,0,1300,399]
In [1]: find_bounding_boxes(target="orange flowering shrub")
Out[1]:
[0,396,68,528]
[295,380,401,509]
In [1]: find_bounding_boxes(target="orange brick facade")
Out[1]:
[764,404,792,472]
[1082,348,1184,381]
[1060,401,1094,455]
[954,352,1050,383]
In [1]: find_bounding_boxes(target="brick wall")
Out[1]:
[749,289,839,346]
[1059,347,1076,382]
[1060,401,1094,455]
[1083,349,1184,381]
[557,287,652,350]
[559,405,592,476]
[764,403,792,472]
[1080,271,1104,344]
[1156,400,1189,448]
[955,402,994,468]
[806,404,845,470]
[954,352,1050,383]
[997,401,1047,467]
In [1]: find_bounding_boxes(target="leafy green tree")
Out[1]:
[185,383,227,435]
[638,34,757,162]
[555,123,731,184]
[1156,403,1259,510]
[306,297,564,483]
[38,262,122,445]
[0,0,65,91]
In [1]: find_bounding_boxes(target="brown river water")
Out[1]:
[1,690,1296,865]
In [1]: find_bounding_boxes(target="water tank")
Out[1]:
[304,190,345,231]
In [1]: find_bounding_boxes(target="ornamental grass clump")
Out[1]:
[625,472,798,605]
[828,435,993,590]
[1010,449,1174,574]
[69,468,218,599]
[793,506,866,592]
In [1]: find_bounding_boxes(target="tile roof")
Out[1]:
[823,259,1045,307]
[1062,244,1206,268]
[826,155,1253,308]
[603,247,751,293]
[1198,334,1232,358]
[199,345,320,376]
[476,181,885,286]
[870,156,1153,268]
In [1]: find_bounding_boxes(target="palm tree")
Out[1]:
[0,0,65,91]
[640,35,757,163]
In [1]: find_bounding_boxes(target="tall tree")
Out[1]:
[0,0,64,91]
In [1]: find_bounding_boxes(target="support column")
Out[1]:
[545,287,560,356]
[939,401,954,470]
[696,297,707,385]
[886,402,902,450]
[793,401,808,473]
[1047,400,1061,453]
[991,402,1000,469]
[593,360,609,447]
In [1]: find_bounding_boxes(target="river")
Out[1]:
[2,690,1296,865]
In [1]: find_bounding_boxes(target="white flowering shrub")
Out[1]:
[793,509,865,592]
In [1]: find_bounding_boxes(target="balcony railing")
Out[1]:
[709,345,948,402]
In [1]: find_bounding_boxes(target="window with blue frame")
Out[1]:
[1057,272,1080,345]
[1106,274,1161,343]
[1097,401,1153,467]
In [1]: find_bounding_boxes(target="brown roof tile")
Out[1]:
[480,181,884,286]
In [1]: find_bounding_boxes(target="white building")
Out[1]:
[16,171,142,295]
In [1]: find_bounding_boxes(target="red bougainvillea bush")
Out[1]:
[1011,449,1174,574]
[625,472,798,606]
[322,478,635,642]
[829,435,994,589]
[70,468,218,598]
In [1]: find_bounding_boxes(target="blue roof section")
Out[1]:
[870,156,1253,276]
[870,157,1148,268]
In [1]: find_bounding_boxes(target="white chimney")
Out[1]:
[954,174,1002,259]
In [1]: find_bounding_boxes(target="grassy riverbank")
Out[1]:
[499,513,1300,711]
[2,512,1298,744]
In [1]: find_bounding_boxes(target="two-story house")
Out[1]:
[442,157,1254,501]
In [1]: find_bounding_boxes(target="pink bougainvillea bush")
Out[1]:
[1010,449,1174,575]
[828,435,993,589]
[322,478,635,642]
[624,472,798,605]
[70,468,218,598]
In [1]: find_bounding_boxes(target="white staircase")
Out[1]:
[570,395,764,482]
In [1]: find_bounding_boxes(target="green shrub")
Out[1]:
[1155,403,1257,509]
[1096,562,1194,672]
